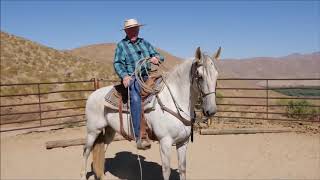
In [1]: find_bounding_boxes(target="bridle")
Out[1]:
[192,60,217,100]
[155,58,216,126]
[155,57,218,143]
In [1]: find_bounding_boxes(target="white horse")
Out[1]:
[81,47,221,180]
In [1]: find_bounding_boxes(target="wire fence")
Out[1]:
[1,78,319,132]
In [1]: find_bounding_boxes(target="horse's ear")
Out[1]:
[212,46,222,60]
[195,47,201,62]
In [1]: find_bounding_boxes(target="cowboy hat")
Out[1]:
[122,18,145,30]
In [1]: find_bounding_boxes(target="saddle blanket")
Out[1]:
[104,84,156,112]
[104,76,164,112]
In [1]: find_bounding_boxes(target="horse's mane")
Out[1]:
[166,53,216,78]
[165,52,218,88]
[166,58,194,83]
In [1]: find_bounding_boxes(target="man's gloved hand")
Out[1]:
[150,56,160,65]
[122,76,132,88]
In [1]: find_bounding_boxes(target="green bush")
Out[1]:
[284,100,319,120]
[274,88,320,97]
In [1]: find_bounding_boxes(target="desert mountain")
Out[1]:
[218,52,320,79]
[1,31,319,86]
[66,43,183,68]
[68,43,319,80]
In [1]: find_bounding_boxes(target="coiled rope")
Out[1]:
[134,57,168,94]
[126,57,168,180]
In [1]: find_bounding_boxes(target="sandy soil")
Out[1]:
[1,126,320,180]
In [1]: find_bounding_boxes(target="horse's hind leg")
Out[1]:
[81,126,115,179]
[104,126,116,152]
[81,129,101,179]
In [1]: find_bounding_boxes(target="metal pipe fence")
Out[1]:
[213,78,320,123]
[0,78,102,132]
[1,78,319,132]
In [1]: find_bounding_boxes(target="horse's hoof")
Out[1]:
[80,173,87,180]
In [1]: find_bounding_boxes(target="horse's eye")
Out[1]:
[196,70,202,79]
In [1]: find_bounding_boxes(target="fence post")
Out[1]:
[92,78,100,90]
[37,83,42,126]
[266,79,269,120]
[96,78,100,89]
[92,78,97,90]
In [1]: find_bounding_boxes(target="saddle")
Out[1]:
[104,75,163,142]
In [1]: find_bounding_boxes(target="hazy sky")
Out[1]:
[1,0,319,59]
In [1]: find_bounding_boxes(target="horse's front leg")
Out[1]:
[159,137,173,180]
[176,142,188,180]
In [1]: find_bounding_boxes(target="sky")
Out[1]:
[1,0,319,59]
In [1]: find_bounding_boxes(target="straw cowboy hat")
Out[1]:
[122,18,145,30]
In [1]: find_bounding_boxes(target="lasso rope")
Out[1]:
[134,57,168,94]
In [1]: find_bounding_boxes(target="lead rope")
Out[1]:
[127,85,143,180]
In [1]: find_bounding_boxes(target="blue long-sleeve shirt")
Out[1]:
[113,36,164,79]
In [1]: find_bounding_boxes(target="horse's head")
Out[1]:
[192,47,221,117]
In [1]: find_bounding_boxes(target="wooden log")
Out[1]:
[46,136,125,149]
[200,129,293,135]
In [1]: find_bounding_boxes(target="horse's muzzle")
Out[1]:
[203,109,216,117]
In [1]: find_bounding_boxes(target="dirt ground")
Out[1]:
[1,126,320,180]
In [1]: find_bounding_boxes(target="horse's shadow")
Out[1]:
[87,151,179,180]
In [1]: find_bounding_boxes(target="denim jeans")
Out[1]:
[129,77,142,140]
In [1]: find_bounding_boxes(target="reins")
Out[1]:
[134,58,194,126]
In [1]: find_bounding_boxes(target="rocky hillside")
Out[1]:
[0,31,115,85]
[1,32,182,85]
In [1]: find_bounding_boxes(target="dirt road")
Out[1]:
[1,126,319,179]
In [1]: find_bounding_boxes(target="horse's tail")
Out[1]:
[92,131,105,179]
[92,126,115,179]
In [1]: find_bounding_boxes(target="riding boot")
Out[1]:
[136,138,151,150]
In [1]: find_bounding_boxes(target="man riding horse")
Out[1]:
[113,18,164,149]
